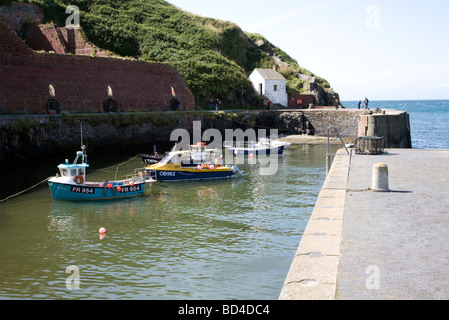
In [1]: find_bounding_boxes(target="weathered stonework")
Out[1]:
[0,15,195,114]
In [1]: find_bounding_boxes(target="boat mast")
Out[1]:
[80,122,83,148]
[75,122,87,165]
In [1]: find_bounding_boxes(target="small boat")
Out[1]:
[140,154,163,166]
[225,138,291,156]
[48,145,154,201]
[140,144,163,165]
[145,143,243,182]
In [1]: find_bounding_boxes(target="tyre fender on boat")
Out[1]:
[74,175,84,184]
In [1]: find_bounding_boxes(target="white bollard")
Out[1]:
[372,163,389,192]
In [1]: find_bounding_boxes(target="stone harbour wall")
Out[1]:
[0,110,367,165]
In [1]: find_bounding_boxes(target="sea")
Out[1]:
[342,99,449,149]
[0,100,447,300]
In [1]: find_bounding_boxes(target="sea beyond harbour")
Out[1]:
[342,99,449,149]
[0,100,448,300]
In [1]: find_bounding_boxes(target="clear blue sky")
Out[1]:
[167,0,449,101]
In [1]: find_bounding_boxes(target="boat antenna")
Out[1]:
[79,122,87,164]
[80,122,83,148]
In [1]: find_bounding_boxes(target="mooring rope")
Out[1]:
[97,154,141,172]
[0,177,52,203]
[0,153,142,203]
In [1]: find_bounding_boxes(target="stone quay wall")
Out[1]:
[0,109,380,165]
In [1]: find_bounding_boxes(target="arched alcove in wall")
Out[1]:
[103,98,118,112]
[46,98,60,114]
[170,98,180,111]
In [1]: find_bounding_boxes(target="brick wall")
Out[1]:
[0,19,195,113]
[26,22,116,58]
[58,27,115,57]
[27,23,68,54]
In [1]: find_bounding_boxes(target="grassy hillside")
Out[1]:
[19,0,335,108]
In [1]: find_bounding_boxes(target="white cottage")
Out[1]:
[249,68,288,107]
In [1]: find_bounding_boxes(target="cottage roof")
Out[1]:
[252,68,286,81]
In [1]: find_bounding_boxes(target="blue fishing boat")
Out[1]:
[48,145,154,201]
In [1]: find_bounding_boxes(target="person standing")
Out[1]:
[364,97,369,109]
[215,98,220,111]
[358,100,362,109]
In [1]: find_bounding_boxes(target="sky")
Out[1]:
[166,0,449,101]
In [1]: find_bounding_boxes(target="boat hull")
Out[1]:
[140,154,163,166]
[48,181,146,201]
[151,169,236,182]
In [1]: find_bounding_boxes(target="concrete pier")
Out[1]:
[280,148,449,300]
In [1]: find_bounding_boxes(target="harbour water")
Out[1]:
[0,144,334,300]
[1,99,447,300]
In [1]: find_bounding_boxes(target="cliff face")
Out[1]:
[298,74,341,106]
[248,33,341,107]
[7,0,340,108]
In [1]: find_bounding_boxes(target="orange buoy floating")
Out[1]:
[99,228,107,240]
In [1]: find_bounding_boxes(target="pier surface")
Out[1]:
[280,148,449,300]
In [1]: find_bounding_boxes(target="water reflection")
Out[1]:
[0,145,335,299]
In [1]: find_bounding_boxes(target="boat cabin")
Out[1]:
[57,149,89,184]
[153,144,222,168]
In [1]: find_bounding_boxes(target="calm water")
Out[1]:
[0,145,334,300]
[1,100,447,300]
[342,99,449,149]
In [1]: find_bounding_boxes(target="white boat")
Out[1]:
[224,138,291,156]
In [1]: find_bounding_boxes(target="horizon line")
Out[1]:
[341,98,449,102]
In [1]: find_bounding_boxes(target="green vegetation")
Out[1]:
[19,0,333,108]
